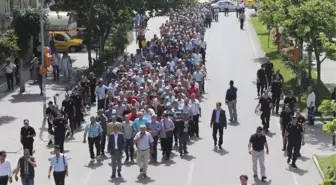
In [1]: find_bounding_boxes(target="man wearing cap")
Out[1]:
[20,119,36,156]
[107,123,125,178]
[225,80,238,122]
[134,124,154,178]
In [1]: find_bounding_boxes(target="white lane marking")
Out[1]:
[82,170,94,185]
[246,14,299,185]
[187,162,194,185]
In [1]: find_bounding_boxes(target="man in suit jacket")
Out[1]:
[107,123,125,178]
[210,102,227,149]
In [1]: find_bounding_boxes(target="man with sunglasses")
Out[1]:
[14,149,36,185]
[0,150,13,185]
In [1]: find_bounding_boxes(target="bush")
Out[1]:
[0,29,19,63]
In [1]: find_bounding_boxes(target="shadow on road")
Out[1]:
[135,175,156,184]
[252,179,272,185]
[9,93,50,103]
[108,177,127,185]
[212,148,229,156]
[304,124,336,152]
[0,115,17,125]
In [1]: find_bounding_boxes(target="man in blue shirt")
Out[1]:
[134,112,149,132]
[83,116,103,161]
[147,115,160,162]
[225,80,238,122]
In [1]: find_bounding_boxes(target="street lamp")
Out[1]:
[40,0,46,119]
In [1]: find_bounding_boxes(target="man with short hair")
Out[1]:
[20,119,36,156]
[83,116,103,161]
[134,125,154,178]
[108,124,125,178]
[14,149,37,185]
[225,80,238,122]
[48,146,69,185]
[0,150,13,185]
[210,102,227,149]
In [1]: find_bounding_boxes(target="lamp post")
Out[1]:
[40,0,46,119]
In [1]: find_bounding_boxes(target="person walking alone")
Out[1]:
[107,123,125,178]
[239,12,245,30]
[210,102,227,149]
[225,80,238,122]
[248,126,269,182]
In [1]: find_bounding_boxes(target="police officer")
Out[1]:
[46,101,57,145]
[256,65,267,97]
[262,60,274,87]
[20,119,36,156]
[285,116,305,168]
[53,111,71,153]
[283,90,297,116]
[295,110,306,157]
[280,105,292,150]
[97,109,108,155]
[72,87,83,129]
[61,94,75,135]
[255,92,272,133]
[271,76,282,114]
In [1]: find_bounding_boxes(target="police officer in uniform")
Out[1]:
[97,109,108,155]
[262,60,274,88]
[295,110,306,157]
[283,90,297,116]
[271,76,282,114]
[46,101,58,145]
[72,87,83,129]
[53,111,71,153]
[88,72,97,104]
[255,92,272,133]
[256,65,267,97]
[62,94,75,135]
[285,116,305,168]
[280,105,292,150]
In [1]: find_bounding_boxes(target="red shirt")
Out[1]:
[169,81,177,89]
[127,96,138,104]
[128,113,138,121]
[188,87,199,99]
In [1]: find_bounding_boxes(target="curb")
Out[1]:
[312,154,325,179]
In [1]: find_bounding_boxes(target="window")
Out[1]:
[218,2,225,5]
[54,34,65,41]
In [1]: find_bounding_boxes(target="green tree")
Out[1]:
[11,7,47,54]
[0,29,19,63]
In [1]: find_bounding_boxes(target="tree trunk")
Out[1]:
[87,29,93,68]
[19,57,25,93]
[315,49,322,103]
[307,50,312,84]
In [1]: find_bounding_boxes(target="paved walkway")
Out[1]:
[1,16,167,163]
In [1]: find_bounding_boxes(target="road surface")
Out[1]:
[6,13,335,185]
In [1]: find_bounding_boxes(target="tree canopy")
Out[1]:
[0,29,19,63]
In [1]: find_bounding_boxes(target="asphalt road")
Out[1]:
[7,12,329,185]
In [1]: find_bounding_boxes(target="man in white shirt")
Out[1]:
[95,78,110,110]
[190,94,201,137]
[2,60,16,91]
[48,146,69,185]
[224,2,229,16]
[214,8,219,21]
[307,86,316,125]
[199,38,207,64]
[0,150,13,184]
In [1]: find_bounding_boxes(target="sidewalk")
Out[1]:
[0,16,167,164]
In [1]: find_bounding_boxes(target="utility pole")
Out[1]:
[40,0,46,119]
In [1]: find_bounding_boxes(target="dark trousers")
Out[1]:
[257,82,267,96]
[65,114,74,134]
[192,115,200,136]
[224,8,229,16]
[206,18,212,28]
[173,123,180,144]
[272,93,281,113]
[0,176,8,185]
[22,141,34,156]
[240,19,244,29]
[179,132,188,153]
[261,112,271,130]
[214,15,218,21]
[200,48,206,64]
[160,137,173,157]
[54,132,65,153]
[125,138,134,160]
[100,134,106,154]
[15,70,19,85]
[287,139,301,164]
[151,136,158,160]
[6,72,14,90]
[266,74,272,87]
[88,136,101,159]
[236,9,241,17]
[53,171,65,185]
[97,98,105,110]
[53,65,59,80]
[91,91,96,104]
[212,123,224,146]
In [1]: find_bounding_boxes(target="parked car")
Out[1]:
[50,31,85,52]
[211,0,238,12]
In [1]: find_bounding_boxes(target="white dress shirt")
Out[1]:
[95,85,108,100]
[49,154,68,172]
[0,159,13,177]
[307,91,316,107]
[190,100,200,115]
[4,63,16,73]
[114,133,118,149]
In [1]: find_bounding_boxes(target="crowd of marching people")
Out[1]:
[42,3,213,182]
